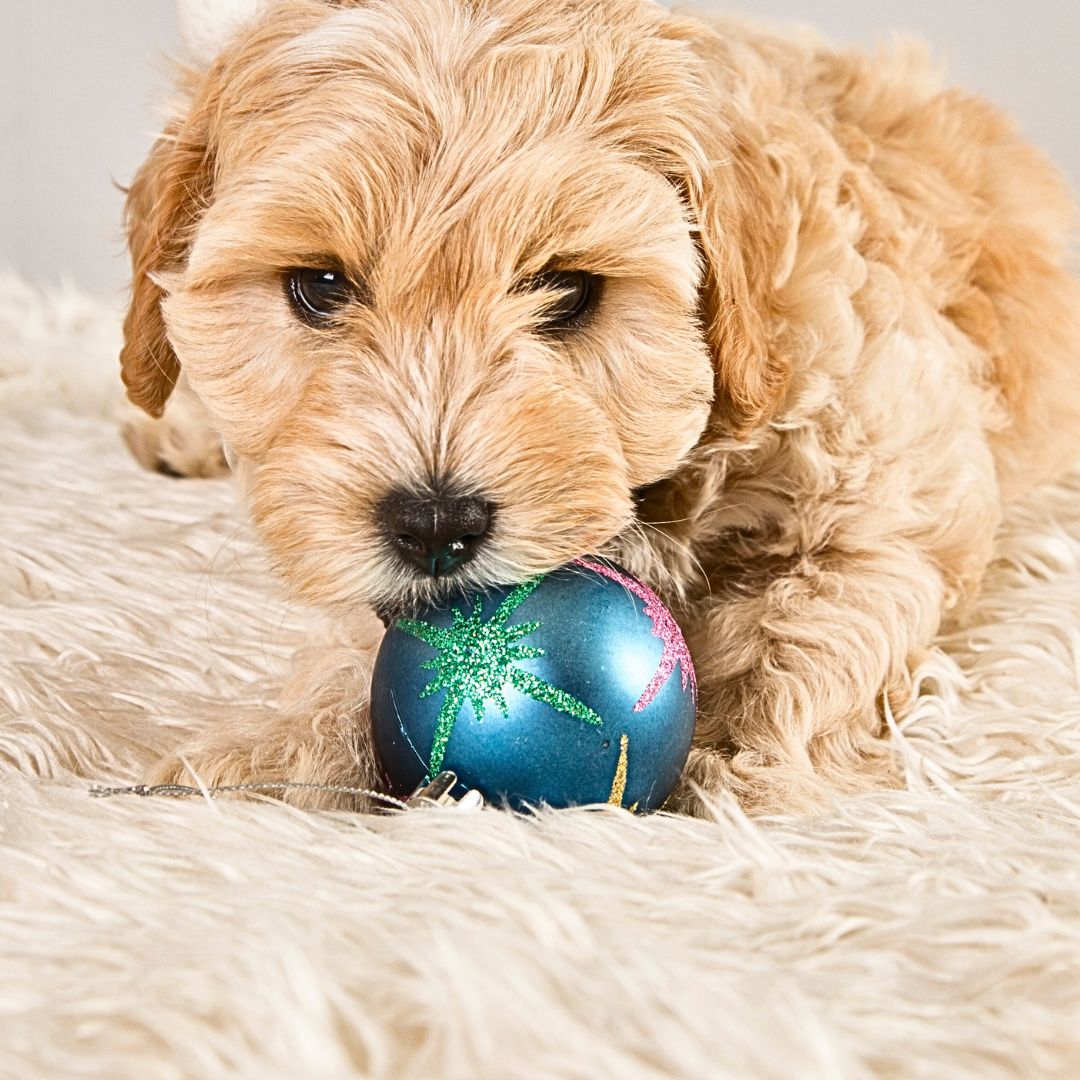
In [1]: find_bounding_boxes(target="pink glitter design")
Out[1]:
[574,558,698,713]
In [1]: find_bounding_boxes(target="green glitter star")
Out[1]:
[396,577,603,779]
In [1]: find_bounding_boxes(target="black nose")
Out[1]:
[379,490,493,577]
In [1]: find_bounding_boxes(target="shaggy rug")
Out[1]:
[2,272,1080,1079]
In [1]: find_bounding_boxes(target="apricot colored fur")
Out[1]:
[121,0,1080,814]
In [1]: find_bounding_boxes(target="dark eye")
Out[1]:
[524,269,599,330]
[286,267,358,324]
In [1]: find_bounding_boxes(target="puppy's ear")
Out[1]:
[624,8,789,440]
[124,0,261,416]
[677,134,789,440]
[121,114,214,417]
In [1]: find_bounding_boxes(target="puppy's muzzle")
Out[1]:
[379,489,493,578]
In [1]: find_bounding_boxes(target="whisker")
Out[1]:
[638,500,753,529]
[635,520,713,604]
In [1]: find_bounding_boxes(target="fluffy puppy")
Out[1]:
[121,0,1080,813]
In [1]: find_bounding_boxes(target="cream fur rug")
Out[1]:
[2,273,1080,1078]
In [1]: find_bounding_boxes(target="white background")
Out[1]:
[1,0,1078,300]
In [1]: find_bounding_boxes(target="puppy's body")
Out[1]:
[122,0,1080,813]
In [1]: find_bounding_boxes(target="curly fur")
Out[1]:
[118,0,1080,813]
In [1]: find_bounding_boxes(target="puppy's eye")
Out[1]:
[286,267,358,324]
[524,269,599,330]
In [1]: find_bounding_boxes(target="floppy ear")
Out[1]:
[681,131,790,440]
[120,113,214,417]
[121,0,269,417]
[619,6,790,440]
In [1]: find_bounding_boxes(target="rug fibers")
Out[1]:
[2,273,1080,1079]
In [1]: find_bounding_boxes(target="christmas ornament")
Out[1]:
[370,558,697,812]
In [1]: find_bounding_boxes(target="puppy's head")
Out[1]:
[122,0,782,615]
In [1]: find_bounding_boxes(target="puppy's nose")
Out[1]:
[379,490,492,577]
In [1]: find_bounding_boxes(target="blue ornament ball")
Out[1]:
[370,559,697,812]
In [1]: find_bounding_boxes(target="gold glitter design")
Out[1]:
[608,734,629,806]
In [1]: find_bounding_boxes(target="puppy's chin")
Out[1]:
[363,494,642,625]
[368,537,624,626]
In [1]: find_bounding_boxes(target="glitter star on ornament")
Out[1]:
[396,577,603,779]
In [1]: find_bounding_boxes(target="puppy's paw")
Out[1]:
[121,384,229,479]
[145,746,257,794]
[668,746,837,818]
[665,747,744,817]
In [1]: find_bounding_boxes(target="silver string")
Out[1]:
[88,781,409,810]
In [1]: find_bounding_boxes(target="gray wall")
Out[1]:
[0,1,179,301]
[1,0,1077,300]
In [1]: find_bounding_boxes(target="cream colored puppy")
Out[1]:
[122,0,1080,813]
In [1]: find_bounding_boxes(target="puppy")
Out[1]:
[121,0,1080,814]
